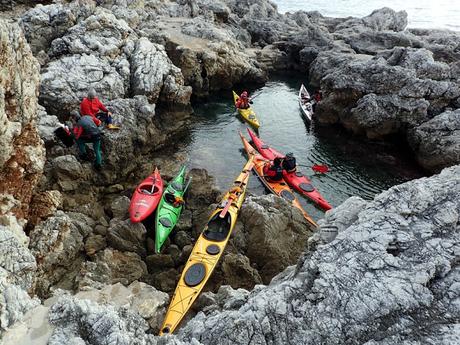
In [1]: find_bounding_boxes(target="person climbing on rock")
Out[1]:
[70,111,103,171]
[80,88,118,129]
[263,157,283,181]
[236,91,251,109]
[282,152,297,173]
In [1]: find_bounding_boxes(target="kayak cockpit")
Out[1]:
[203,213,231,241]
[139,184,159,195]
[171,181,184,191]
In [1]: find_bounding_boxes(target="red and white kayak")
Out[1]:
[247,128,332,211]
[129,168,164,223]
[299,84,314,121]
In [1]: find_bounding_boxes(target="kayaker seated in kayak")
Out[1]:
[301,94,311,104]
[236,91,251,109]
[70,111,103,171]
[165,193,185,207]
[80,88,118,129]
[282,153,297,173]
[263,157,283,181]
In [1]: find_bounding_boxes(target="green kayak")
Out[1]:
[155,165,188,253]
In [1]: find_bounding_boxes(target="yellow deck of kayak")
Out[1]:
[159,157,253,335]
[232,90,260,129]
[240,132,317,228]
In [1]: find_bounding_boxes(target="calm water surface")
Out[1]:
[180,76,423,221]
[273,0,460,31]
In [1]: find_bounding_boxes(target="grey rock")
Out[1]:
[130,37,192,106]
[39,53,125,116]
[146,254,175,273]
[49,9,135,59]
[174,231,192,249]
[29,211,87,297]
[107,218,147,256]
[348,93,430,138]
[409,109,460,172]
[238,194,313,284]
[221,253,262,290]
[19,4,79,56]
[84,234,107,256]
[110,195,130,219]
[0,225,36,291]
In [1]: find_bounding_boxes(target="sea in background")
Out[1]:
[273,0,460,31]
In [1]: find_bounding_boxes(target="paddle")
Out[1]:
[219,162,254,218]
[150,172,157,194]
[183,177,192,194]
[296,163,330,173]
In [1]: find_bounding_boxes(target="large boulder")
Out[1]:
[39,53,126,116]
[28,211,93,297]
[130,37,192,106]
[19,3,82,56]
[409,109,460,172]
[236,195,313,283]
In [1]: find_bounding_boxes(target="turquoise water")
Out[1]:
[181,76,423,221]
[273,0,460,31]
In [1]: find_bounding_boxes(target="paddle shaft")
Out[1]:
[219,164,253,218]
[183,177,192,194]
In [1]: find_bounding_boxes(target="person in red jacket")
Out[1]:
[263,157,283,182]
[80,89,115,128]
[236,91,251,109]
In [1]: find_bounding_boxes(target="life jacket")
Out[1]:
[238,94,250,109]
[73,115,101,140]
[283,156,296,172]
[263,163,283,181]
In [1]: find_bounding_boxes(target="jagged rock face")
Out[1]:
[0,226,39,331]
[311,47,460,141]
[28,211,94,298]
[173,165,460,344]
[408,109,460,172]
[2,282,170,344]
[26,6,191,116]
[0,19,45,222]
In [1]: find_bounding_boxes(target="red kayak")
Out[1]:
[129,168,164,223]
[247,128,332,211]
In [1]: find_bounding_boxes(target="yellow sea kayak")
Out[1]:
[232,90,260,129]
[159,157,254,335]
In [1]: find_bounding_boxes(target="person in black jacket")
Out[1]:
[282,153,297,173]
[70,111,103,170]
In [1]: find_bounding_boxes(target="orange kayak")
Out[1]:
[239,132,317,228]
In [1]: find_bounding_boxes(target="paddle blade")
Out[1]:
[312,164,329,173]
[219,199,232,218]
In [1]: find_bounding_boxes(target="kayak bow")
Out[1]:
[129,168,164,223]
